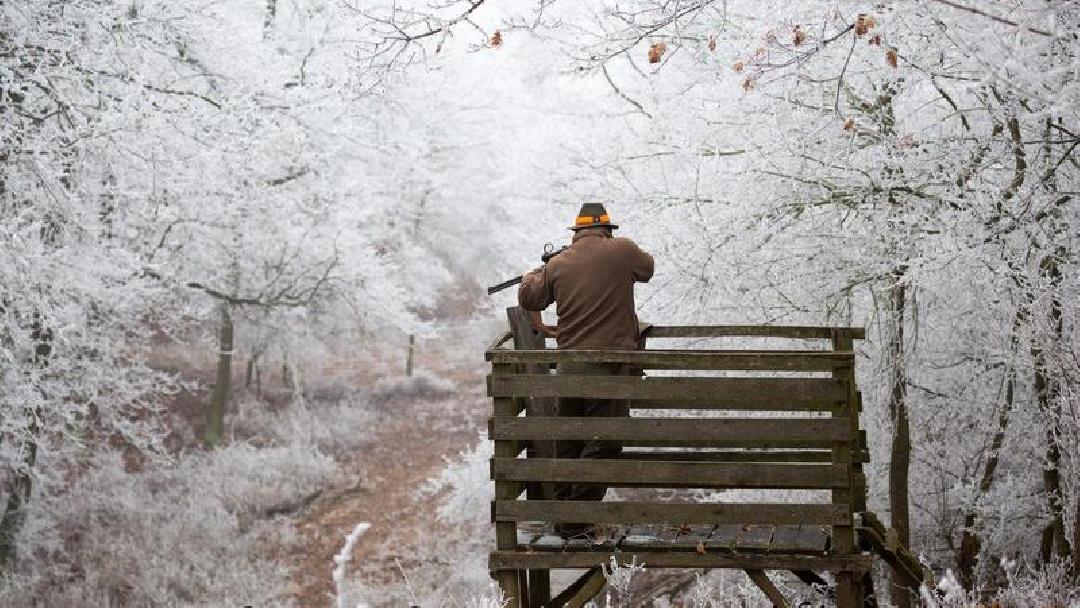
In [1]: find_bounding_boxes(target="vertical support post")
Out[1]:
[506,307,552,607]
[492,360,524,607]
[405,334,415,377]
[831,329,863,608]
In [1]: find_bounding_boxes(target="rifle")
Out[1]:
[487,243,568,295]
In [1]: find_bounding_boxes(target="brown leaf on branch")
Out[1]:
[886,48,898,68]
[755,46,766,57]
[742,76,755,91]
[793,25,806,46]
[843,118,855,131]
[733,60,745,72]
[490,30,502,47]
[648,42,667,64]
[855,14,876,36]
[869,34,882,46]
[696,541,707,555]
[708,37,716,52]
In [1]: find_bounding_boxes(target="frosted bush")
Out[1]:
[0,441,341,607]
[925,558,1080,608]
[369,369,456,404]
[228,394,376,456]
[602,556,647,607]
[422,433,494,525]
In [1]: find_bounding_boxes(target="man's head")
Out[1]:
[568,202,619,232]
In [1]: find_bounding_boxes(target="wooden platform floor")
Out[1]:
[515,523,831,555]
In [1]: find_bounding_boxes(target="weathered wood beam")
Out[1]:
[494,500,850,526]
[491,458,849,489]
[549,567,606,608]
[489,416,853,446]
[642,326,865,339]
[490,551,872,571]
[488,374,846,406]
[485,349,854,371]
[745,569,791,608]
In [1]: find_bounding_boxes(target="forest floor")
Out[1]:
[283,333,491,607]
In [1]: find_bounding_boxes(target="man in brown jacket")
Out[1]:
[518,202,654,537]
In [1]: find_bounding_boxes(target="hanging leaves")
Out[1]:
[869,34,882,46]
[843,118,855,131]
[490,30,502,47]
[733,60,745,72]
[793,25,806,46]
[854,14,876,36]
[648,41,667,64]
[707,36,716,52]
[886,47,898,68]
[742,76,755,91]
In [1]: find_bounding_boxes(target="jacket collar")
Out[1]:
[571,229,610,243]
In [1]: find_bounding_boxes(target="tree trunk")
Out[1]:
[957,360,1015,589]
[1035,252,1067,563]
[887,266,912,608]
[204,302,233,448]
[262,0,277,40]
[0,316,52,570]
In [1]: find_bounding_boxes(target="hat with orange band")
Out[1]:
[568,202,619,231]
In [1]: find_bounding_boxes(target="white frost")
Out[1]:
[332,522,371,608]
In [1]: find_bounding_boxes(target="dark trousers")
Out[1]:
[553,361,631,502]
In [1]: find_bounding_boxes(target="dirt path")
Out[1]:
[285,377,488,607]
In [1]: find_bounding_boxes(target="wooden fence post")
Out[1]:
[831,329,863,608]
[506,307,552,607]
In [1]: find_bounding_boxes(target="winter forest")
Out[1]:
[1,0,1078,606]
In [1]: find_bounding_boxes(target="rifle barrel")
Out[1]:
[487,275,523,295]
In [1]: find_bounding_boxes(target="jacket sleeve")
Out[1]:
[626,240,654,283]
[518,267,555,311]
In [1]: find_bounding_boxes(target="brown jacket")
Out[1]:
[518,230,654,349]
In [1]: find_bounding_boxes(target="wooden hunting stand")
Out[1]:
[486,310,927,607]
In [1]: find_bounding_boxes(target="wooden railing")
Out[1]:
[486,321,870,608]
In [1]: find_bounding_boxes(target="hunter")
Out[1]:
[517,202,654,538]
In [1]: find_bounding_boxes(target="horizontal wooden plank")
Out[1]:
[628,399,839,412]
[485,349,854,371]
[615,450,832,463]
[490,550,871,571]
[492,458,849,489]
[494,500,851,526]
[489,417,853,447]
[614,450,870,463]
[488,374,847,406]
[642,326,865,340]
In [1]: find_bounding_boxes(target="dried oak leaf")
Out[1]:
[733,60,745,72]
[793,25,806,46]
[648,42,667,64]
[708,36,716,52]
[843,118,855,131]
[854,14,876,36]
[869,34,882,46]
[742,76,755,91]
[886,48,898,68]
[490,30,502,47]
[695,541,707,555]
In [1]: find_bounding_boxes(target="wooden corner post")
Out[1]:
[831,328,863,608]
[492,357,524,607]
[505,306,552,607]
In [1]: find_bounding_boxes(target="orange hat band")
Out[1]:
[575,214,611,225]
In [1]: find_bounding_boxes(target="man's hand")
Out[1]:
[528,310,557,339]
